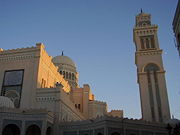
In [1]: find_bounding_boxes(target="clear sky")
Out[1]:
[0,0,179,119]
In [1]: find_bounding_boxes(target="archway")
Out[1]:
[26,124,41,135]
[97,133,103,135]
[144,63,160,72]
[46,127,52,135]
[111,132,120,135]
[2,124,20,135]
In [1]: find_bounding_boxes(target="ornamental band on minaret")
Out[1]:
[133,11,171,122]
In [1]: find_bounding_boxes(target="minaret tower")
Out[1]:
[133,11,170,122]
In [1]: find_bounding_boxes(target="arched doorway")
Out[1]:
[26,124,41,135]
[97,133,103,135]
[111,132,120,135]
[46,127,52,135]
[2,124,20,135]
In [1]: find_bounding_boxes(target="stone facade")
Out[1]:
[133,11,170,122]
[0,12,178,135]
[0,108,54,135]
[0,42,122,135]
[59,116,168,135]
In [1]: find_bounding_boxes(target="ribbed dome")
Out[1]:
[52,55,76,67]
[0,96,14,108]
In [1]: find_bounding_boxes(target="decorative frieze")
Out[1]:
[135,49,162,56]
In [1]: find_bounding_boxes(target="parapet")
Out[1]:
[89,100,107,105]
[107,110,123,118]
[0,42,45,55]
[36,42,45,49]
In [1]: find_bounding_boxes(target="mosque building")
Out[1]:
[0,12,180,135]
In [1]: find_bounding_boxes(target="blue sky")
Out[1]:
[0,0,179,119]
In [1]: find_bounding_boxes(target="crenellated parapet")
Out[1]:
[59,115,168,135]
[89,100,106,105]
[0,43,44,62]
[107,110,123,118]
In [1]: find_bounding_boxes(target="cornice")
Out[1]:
[0,46,40,55]
[135,49,162,56]
[0,53,40,62]
[0,46,41,62]
[138,71,166,75]
[133,25,158,31]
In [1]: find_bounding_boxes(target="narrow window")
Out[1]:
[78,104,80,109]
[72,73,75,80]
[66,72,68,79]
[140,38,145,49]
[146,38,150,49]
[63,71,65,78]
[69,72,71,80]
[41,79,44,88]
[60,71,62,75]
[44,80,46,88]
[151,36,155,48]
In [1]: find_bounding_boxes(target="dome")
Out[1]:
[0,96,14,108]
[52,55,76,68]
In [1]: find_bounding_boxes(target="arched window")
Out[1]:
[69,72,71,80]
[78,104,81,109]
[72,73,75,80]
[144,63,160,72]
[146,38,150,49]
[150,37,155,48]
[63,71,65,78]
[46,127,52,135]
[66,72,68,79]
[60,71,62,75]
[140,38,145,49]
[26,124,41,135]
[2,124,20,135]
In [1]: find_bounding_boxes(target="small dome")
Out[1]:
[0,96,14,108]
[52,55,76,68]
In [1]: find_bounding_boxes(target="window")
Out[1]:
[144,63,160,72]
[1,70,24,108]
[146,38,150,49]
[140,35,156,50]
[140,38,145,49]
[72,73,75,80]
[150,37,155,48]
[60,71,62,75]
[63,71,65,78]
[69,73,71,80]
[66,72,68,79]
[41,79,46,88]
[78,104,81,109]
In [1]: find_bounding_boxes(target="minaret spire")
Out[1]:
[140,8,143,13]
[62,51,64,56]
